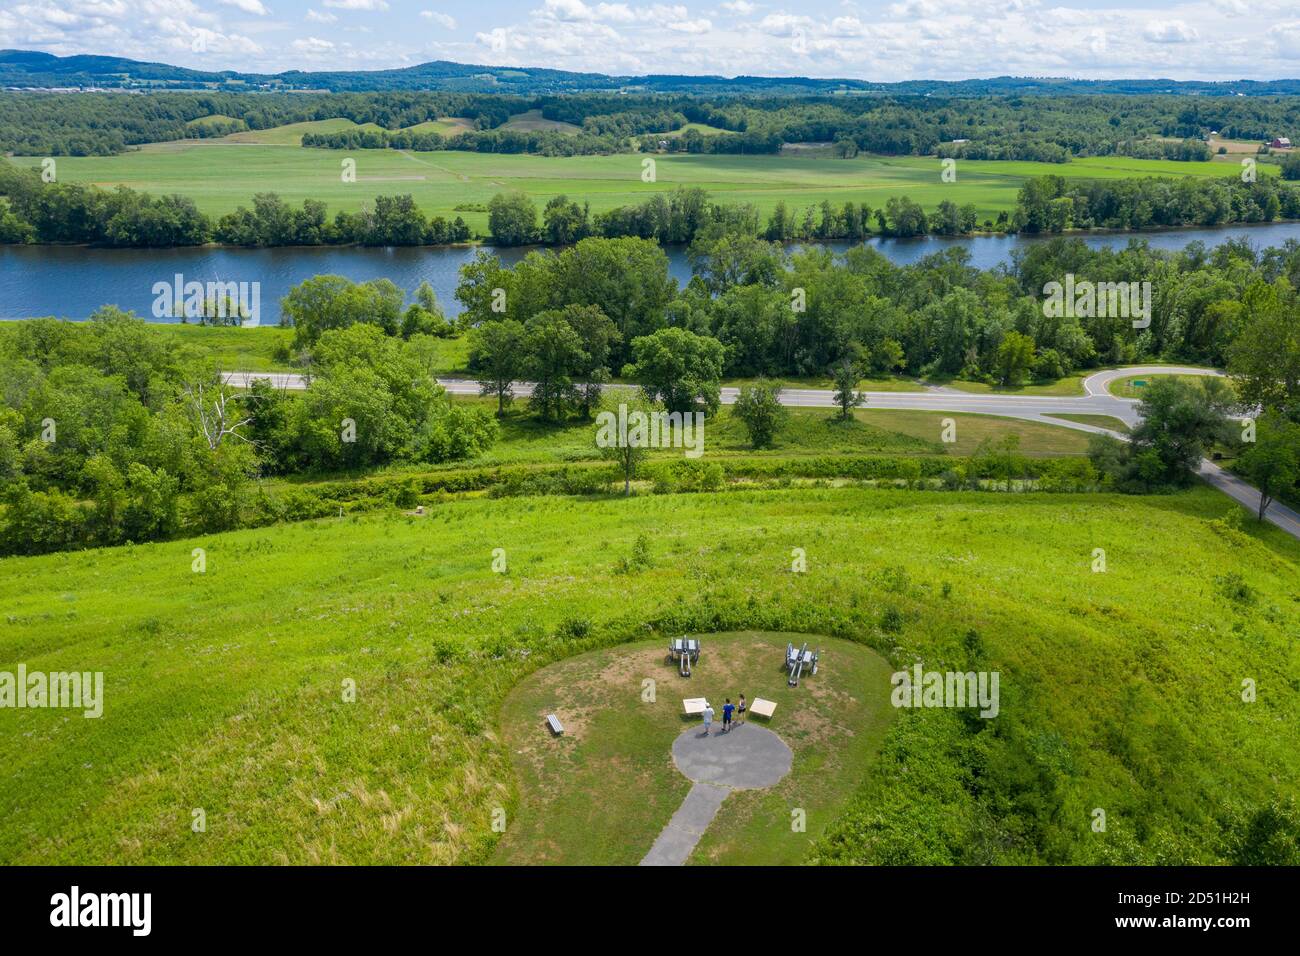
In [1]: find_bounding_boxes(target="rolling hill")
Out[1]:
[4,49,1300,97]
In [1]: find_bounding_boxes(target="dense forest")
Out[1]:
[3,87,1299,159]
[0,310,496,556]
[455,229,1300,380]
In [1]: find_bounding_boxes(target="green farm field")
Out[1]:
[1,484,1296,864]
[12,135,1269,234]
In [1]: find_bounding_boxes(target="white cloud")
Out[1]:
[219,0,269,14]
[476,26,514,55]
[2,0,1299,81]
[596,3,638,21]
[540,0,595,20]
[291,36,335,53]
[667,17,711,32]
[758,13,811,35]
[1268,20,1300,57]
[1143,19,1198,43]
[419,10,457,28]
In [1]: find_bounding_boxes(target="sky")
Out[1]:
[1,0,1299,81]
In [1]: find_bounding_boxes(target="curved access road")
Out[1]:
[221,365,1300,540]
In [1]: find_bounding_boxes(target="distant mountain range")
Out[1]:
[3,49,1300,97]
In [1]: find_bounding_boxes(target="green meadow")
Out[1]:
[152,324,295,372]
[0,484,1296,864]
[437,399,1097,467]
[12,132,1268,234]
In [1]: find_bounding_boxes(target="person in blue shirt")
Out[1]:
[722,698,735,732]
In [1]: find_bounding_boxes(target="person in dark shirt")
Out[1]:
[722,698,735,732]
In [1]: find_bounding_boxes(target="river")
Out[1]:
[4,220,1300,323]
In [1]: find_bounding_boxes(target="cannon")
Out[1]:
[668,637,701,677]
[786,642,819,686]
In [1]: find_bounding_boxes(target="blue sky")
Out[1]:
[1,0,1298,80]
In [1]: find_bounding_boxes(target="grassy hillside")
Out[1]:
[0,484,1295,864]
[656,122,737,139]
[402,118,476,136]
[11,146,1269,233]
[499,110,582,134]
[184,114,245,133]
[220,119,387,146]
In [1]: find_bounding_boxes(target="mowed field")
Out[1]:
[11,119,1271,234]
[0,485,1296,864]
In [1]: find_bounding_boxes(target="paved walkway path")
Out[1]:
[639,783,729,867]
[640,723,792,866]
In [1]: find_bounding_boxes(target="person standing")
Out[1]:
[702,702,715,736]
[737,694,747,724]
[722,698,735,733]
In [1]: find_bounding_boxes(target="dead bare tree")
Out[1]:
[186,382,253,451]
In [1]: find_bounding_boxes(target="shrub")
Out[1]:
[732,379,787,448]
[391,479,419,509]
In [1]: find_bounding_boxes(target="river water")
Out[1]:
[3,220,1300,323]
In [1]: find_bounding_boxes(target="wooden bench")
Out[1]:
[682,697,710,716]
[545,714,564,736]
[749,698,777,720]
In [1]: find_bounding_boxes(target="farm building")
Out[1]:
[1270,137,1292,149]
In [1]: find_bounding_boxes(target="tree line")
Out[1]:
[1015,174,1300,232]
[0,91,523,156]
[484,176,1300,248]
[453,229,1300,395]
[301,125,785,158]
[4,89,1298,161]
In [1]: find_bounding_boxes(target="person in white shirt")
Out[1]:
[701,703,715,736]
